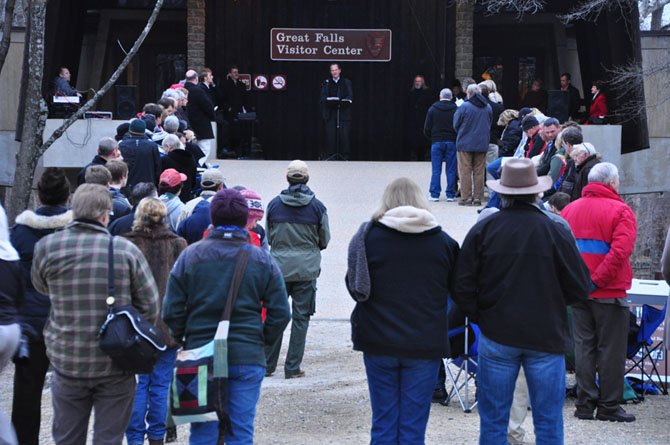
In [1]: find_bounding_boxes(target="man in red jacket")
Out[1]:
[561,162,637,422]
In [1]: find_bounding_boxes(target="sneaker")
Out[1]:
[595,407,635,422]
[285,370,306,379]
[458,199,473,206]
[428,196,439,202]
[472,199,482,206]
[446,197,455,202]
[574,407,594,420]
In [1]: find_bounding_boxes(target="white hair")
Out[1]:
[440,88,453,100]
[466,84,481,98]
[164,115,180,133]
[162,134,183,151]
[162,89,183,101]
[571,143,591,159]
[588,162,619,185]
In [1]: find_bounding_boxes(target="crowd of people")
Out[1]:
[0,70,664,445]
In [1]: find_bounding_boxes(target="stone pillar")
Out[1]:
[454,1,474,82]
[187,0,206,71]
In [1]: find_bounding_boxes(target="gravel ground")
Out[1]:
[1,320,669,444]
[1,160,668,444]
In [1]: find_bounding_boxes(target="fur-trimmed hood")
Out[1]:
[15,209,73,230]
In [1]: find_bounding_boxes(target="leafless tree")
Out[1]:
[639,0,670,29]
[5,0,164,221]
[0,0,17,73]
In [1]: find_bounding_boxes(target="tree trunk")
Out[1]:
[5,0,47,222]
[0,0,17,73]
[650,7,663,30]
[5,0,164,222]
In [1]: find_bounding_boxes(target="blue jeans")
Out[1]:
[429,141,457,199]
[364,354,440,445]
[485,157,502,209]
[477,334,565,445]
[189,365,264,445]
[126,347,177,444]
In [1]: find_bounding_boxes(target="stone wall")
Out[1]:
[454,1,473,82]
[187,0,206,71]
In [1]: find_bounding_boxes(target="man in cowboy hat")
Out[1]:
[453,158,590,444]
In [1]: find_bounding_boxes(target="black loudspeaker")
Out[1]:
[115,85,137,120]
[547,90,569,123]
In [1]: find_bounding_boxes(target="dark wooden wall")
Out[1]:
[206,0,456,161]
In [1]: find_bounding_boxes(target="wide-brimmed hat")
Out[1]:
[487,158,552,195]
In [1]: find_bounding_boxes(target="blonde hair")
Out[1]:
[132,197,168,232]
[372,177,429,221]
[498,109,519,127]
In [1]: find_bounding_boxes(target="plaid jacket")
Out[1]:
[32,220,159,378]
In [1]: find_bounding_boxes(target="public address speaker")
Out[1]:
[116,85,137,120]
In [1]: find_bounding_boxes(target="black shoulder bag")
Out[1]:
[98,236,167,374]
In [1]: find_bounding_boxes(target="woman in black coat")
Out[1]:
[346,177,459,444]
[161,134,198,203]
[10,168,72,445]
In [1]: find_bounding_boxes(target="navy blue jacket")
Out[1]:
[177,199,211,245]
[77,155,107,186]
[108,210,135,236]
[119,134,162,191]
[423,100,458,142]
[350,222,459,359]
[10,207,71,338]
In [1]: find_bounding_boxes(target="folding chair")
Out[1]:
[625,302,668,395]
[443,317,480,413]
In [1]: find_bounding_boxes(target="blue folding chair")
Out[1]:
[443,318,480,412]
[625,302,668,395]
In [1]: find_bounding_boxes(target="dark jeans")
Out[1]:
[572,300,629,412]
[51,372,136,445]
[364,354,440,445]
[324,118,351,158]
[12,340,50,445]
[265,280,316,375]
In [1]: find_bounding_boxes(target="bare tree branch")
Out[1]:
[481,0,546,16]
[558,0,636,23]
[606,59,670,119]
[5,0,164,221]
[639,0,670,18]
[40,0,164,154]
[0,0,17,73]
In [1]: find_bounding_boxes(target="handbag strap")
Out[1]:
[107,236,115,303]
[220,245,251,322]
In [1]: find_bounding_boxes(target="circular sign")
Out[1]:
[253,75,268,90]
[271,75,287,91]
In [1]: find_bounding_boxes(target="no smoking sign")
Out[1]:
[271,75,287,91]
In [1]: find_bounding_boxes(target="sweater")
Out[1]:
[163,227,291,366]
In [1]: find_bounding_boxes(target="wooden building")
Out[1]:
[36,0,649,160]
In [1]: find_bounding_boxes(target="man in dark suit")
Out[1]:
[184,69,216,165]
[560,72,582,121]
[221,65,249,155]
[319,63,353,160]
